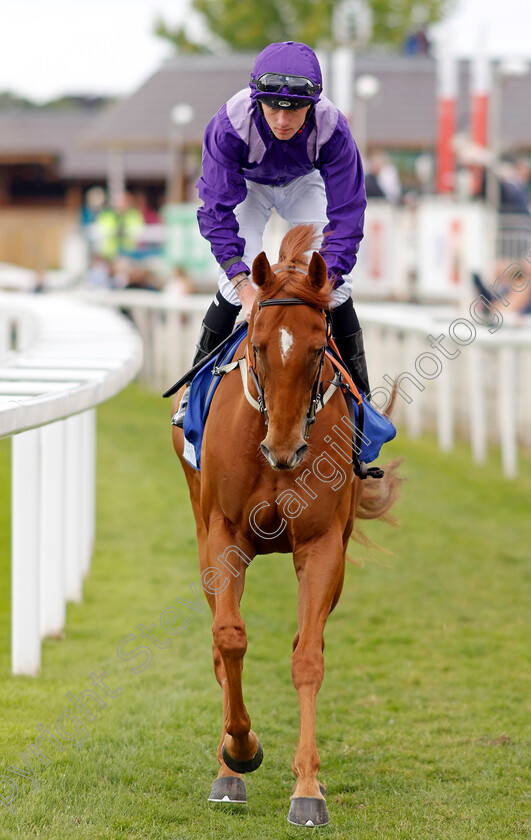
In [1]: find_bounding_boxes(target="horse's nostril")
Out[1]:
[260,443,271,461]
[294,444,308,464]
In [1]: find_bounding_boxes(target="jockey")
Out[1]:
[173,40,369,427]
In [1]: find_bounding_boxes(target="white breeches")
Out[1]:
[217,170,352,309]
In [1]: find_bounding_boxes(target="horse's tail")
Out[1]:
[356,457,403,523]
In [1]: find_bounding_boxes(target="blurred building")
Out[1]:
[0,106,166,269]
[83,53,531,195]
[2,52,531,268]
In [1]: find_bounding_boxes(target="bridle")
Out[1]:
[246,268,332,440]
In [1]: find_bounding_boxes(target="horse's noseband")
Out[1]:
[248,295,332,440]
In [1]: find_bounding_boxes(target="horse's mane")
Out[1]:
[260,224,333,309]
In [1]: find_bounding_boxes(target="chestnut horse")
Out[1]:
[172,225,399,827]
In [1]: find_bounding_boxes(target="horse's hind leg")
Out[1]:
[289,527,345,827]
[206,520,263,775]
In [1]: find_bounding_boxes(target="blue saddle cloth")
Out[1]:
[356,391,396,463]
[182,323,247,470]
[182,323,396,471]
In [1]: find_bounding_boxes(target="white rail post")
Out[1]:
[498,346,518,478]
[165,311,182,387]
[80,410,92,578]
[85,409,97,566]
[11,428,41,675]
[404,333,423,439]
[467,344,487,464]
[133,307,151,382]
[152,309,166,390]
[1,292,143,676]
[436,359,454,452]
[64,413,84,602]
[39,419,66,638]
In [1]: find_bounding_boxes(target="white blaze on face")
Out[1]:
[279,327,294,364]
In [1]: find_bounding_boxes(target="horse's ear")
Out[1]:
[308,251,328,289]
[252,251,272,288]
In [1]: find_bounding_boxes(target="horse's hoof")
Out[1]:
[287,797,330,827]
[221,737,263,774]
[208,776,247,804]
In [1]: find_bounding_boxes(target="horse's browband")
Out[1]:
[258,297,314,309]
[262,266,324,310]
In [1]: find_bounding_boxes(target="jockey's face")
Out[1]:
[261,102,311,140]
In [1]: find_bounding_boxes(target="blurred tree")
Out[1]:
[42,95,113,111]
[154,0,453,53]
[154,17,213,54]
[0,91,36,109]
[0,91,113,111]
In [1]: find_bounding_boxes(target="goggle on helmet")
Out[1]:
[251,73,321,109]
[249,41,323,110]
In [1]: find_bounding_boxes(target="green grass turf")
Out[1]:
[0,383,529,839]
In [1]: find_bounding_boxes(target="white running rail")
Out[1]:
[80,290,531,480]
[0,293,142,676]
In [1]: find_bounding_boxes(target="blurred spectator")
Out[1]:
[473,263,531,323]
[475,159,531,214]
[471,157,531,322]
[515,157,531,205]
[94,192,144,262]
[364,169,386,199]
[403,30,431,56]
[501,157,531,214]
[80,186,106,227]
[365,151,402,203]
[80,187,108,264]
[135,190,161,225]
[134,190,163,258]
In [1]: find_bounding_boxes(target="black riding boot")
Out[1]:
[331,298,371,398]
[172,292,240,427]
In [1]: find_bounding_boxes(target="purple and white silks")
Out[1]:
[196,90,366,303]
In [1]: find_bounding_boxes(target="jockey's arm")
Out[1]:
[231,272,256,322]
[318,111,366,282]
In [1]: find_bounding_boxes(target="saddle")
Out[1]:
[164,323,396,473]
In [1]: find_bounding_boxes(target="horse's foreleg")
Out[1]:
[198,525,250,800]
[211,642,244,774]
[205,640,248,804]
[289,528,345,826]
[206,522,263,775]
